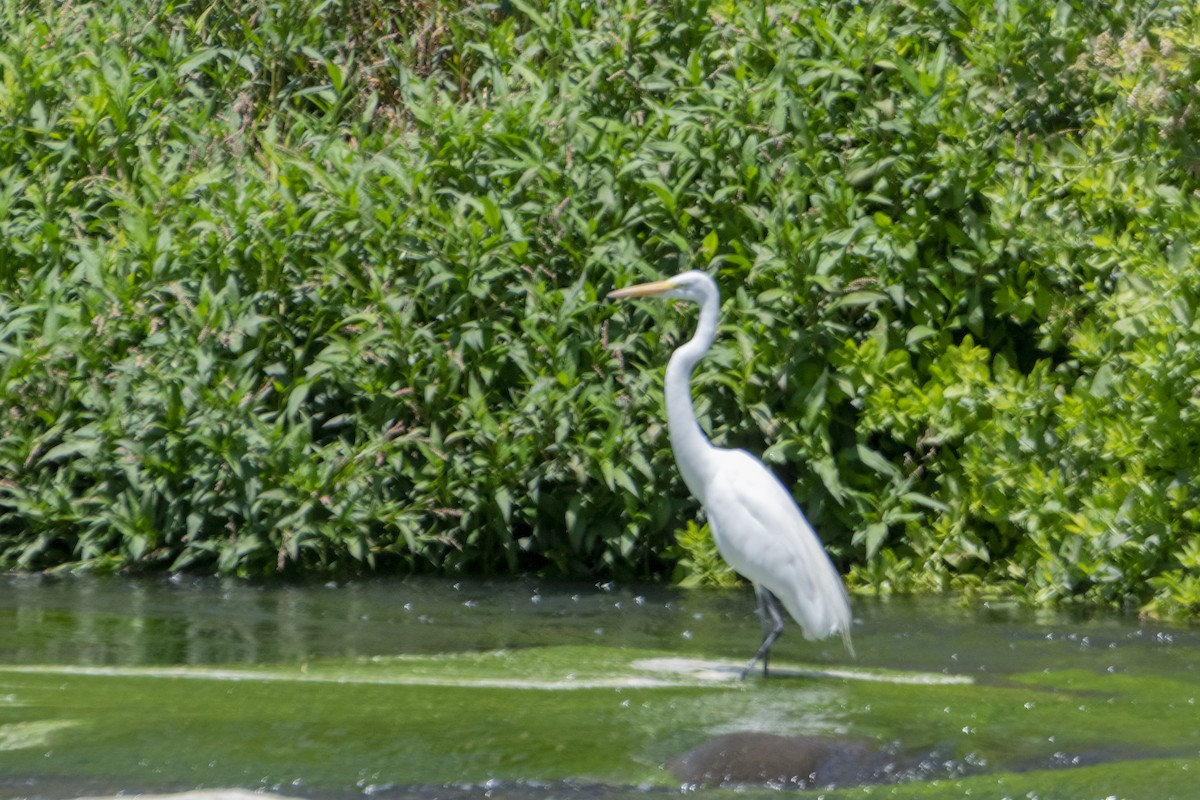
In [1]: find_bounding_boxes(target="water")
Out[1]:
[0,575,1197,799]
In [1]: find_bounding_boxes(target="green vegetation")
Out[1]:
[1,0,1199,616]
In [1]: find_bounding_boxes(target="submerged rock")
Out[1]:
[667,731,971,789]
[667,731,1192,790]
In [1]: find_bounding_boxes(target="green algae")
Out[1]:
[0,646,1196,796]
[0,578,1196,798]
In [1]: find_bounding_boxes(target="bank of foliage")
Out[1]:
[1,0,1199,616]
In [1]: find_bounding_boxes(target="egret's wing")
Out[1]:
[704,449,852,647]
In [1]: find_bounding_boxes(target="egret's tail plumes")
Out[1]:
[773,569,854,657]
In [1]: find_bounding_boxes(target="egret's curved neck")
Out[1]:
[665,290,720,497]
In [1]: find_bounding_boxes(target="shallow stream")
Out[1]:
[0,575,1196,798]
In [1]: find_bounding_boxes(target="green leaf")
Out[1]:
[811,457,845,504]
[855,522,889,560]
[176,48,223,76]
[40,437,100,464]
[832,290,889,309]
[856,445,899,479]
[1089,363,1116,399]
[902,492,949,513]
[905,325,936,348]
[495,487,513,525]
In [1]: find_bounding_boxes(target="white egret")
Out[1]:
[609,270,853,678]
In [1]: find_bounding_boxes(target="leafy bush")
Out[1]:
[1,0,1199,617]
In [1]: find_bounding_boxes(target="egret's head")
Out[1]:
[607,270,717,305]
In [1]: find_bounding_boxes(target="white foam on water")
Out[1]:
[0,664,690,691]
[0,655,970,693]
[631,657,974,685]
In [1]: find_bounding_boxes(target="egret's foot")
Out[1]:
[739,652,770,680]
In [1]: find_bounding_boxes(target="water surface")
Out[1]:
[0,575,1196,799]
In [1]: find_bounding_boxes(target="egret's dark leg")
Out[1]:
[740,587,785,680]
[756,587,773,675]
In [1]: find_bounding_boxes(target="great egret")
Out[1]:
[608,270,853,678]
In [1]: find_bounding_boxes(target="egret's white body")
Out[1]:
[609,270,853,677]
